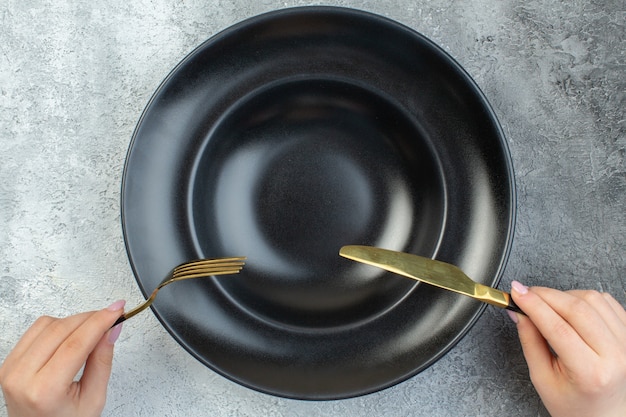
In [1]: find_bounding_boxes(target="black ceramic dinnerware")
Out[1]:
[121,6,515,399]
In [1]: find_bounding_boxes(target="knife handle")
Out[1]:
[504,294,526,316]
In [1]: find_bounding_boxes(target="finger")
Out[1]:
[79,325,121,412]
[532,287,617,355]
[0,316,56,378]
[510,282,595,364]
[566,290,626,344]
[602,292,626,326]
[514,312,557,387]
[14,312,95,376]
[40,302,125,384]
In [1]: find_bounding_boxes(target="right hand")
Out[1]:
[509,282,626,417]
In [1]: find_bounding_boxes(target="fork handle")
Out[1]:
[109,302,149,328]
[111,315,126,328]
[110,303,146,327]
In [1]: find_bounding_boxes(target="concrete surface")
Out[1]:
[1,1,624,416]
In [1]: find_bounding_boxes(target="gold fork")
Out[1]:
[112,257,246,327]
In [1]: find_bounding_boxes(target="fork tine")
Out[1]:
[175,260,246,273]
[174,257,246,270]
[170,266,244,281]
[173,258,245,278]
[168,269,242,283]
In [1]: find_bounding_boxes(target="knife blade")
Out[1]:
[339,245,523,314]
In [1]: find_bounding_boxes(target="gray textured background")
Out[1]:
[1,1,624,416]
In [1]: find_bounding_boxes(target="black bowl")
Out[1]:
[121,6,515,400]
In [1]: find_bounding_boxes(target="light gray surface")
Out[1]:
[1,1,624,416]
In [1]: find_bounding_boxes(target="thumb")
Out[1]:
[510,282,555,386]
[78,304,124,411]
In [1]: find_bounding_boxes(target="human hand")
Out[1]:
[0,301,125,417]
[508,282,626,417]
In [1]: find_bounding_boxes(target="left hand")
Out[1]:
[0,301,125,417]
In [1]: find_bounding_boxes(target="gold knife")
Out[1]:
[339,245,524,314]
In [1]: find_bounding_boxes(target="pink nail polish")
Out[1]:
[108,324,123,344]
[107,300,126,311]
[511,281,529,295]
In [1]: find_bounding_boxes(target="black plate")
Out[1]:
[122,6,515,400]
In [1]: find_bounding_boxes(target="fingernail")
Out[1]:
[108,324,123,344]
[506,310,519,324]
[107,300,126,312]
[511,281,529,295]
